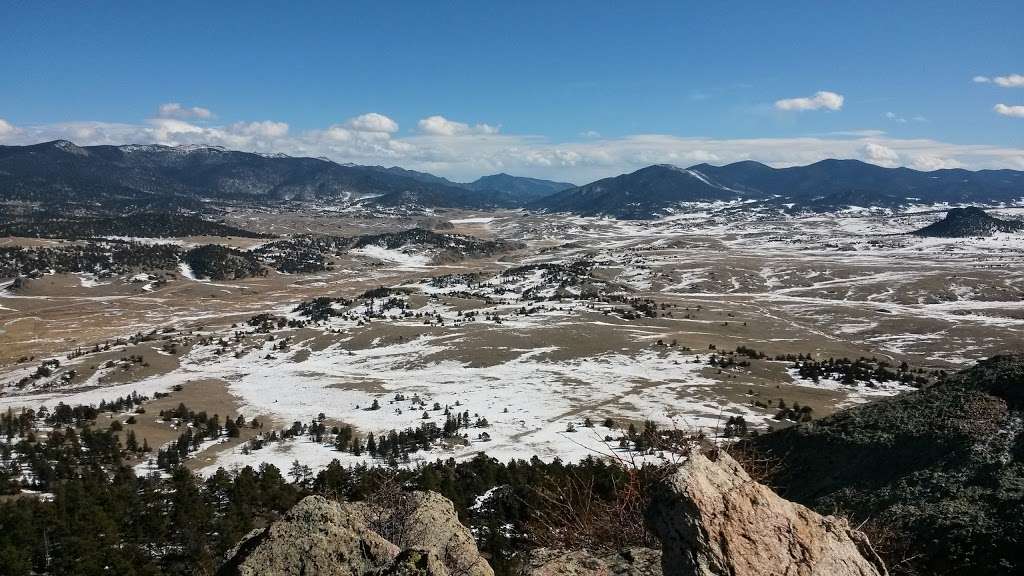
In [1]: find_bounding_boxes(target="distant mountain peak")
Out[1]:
[42,139,89,155]
[463,173,575,200]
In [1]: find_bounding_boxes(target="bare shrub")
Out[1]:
[722,439,785,485]
[361,470,419,548]
[525,465,657,552]
[845,514,925,576]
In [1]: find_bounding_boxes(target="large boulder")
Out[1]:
[219,492,492,576]
[645,451,887,576]
[218,495,400,576]
[348,491,494,576]
[520,547,663,576]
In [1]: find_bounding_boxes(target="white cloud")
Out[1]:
[862,142,900,167]
[909,155,963,171]
[885,112,927,124]
[317,113,403,147]
[994,74,1024,88]
[344,112,398,133]
[0,118,16,137]
[775,91,844,111]
[994,104,1024,118]
[417,115,499,136]
[2,109,1024,181]
[149,118,206,142]
[580,130,601,138]
[157,102,214,119]
[231,121,289,138]
[974,74,1024,87]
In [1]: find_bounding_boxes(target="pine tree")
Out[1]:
[335,426,353,452]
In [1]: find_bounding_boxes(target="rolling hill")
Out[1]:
[912,206,1024,237]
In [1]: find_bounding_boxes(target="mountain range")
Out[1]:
[0,140,572,213]
[2,140,1023,218]
[534,160,1024,218]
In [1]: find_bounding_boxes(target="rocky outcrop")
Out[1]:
[219,492,491,576]
[218,496,400,576]
[349,491,493,576]
[520,547,662,576]
[645,450,887,576]
[221,453,889,576]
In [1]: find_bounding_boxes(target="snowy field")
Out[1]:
[2,205,1022,475]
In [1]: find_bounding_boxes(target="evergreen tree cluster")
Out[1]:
[154,403,249,471]
[0,449,650,576]
[0,242,182,278]
[0,213,269,240]
[791,356,936,387]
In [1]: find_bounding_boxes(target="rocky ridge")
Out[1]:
[221,451,885,576]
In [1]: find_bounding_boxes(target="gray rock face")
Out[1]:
[348,491,494,576]
[219,495,400,576]
[220,492,492,576]
[379,548,450,576]
[645,451,887,576]
[520,547,663,576]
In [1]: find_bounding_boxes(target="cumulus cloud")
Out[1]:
[230,121,289,138]
[157,102,214,119]
[862,142,900,167]
[995,74,1024,88]
[973,76,992,84]
[417,115,499,136]
[148,118,206,143]
[344,112,398,133]
[318,113,402,146]
[775,91,844,111]
[909,155,963,171]
[995,104,1024,118]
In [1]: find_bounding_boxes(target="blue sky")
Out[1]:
[1,1,1022,181]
